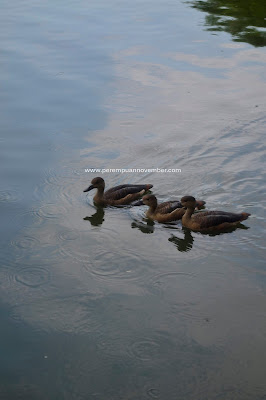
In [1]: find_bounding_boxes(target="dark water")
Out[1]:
[188,0,266,47]
[1,1,266,399]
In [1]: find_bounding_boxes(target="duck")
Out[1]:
[141,194,206,223]
[180,195,250,232]
[83,177,153,206]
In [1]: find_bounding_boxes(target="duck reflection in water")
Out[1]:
[83,191,149,227]
[168,228,194,252]
[168,221,249,252]
[200,222,250,236]
[83,206,105,227]
[131,218,155,234]
[131,220,195,252]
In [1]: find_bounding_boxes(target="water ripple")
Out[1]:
[14,202,68,230]
[0,189,20,204]
[43,167,81,186]
[127,332,172,363]
[128,204,148,221]
[35,203,68,221]
[170,303,211,324]
[34,168,84,207]
[147,388,160,399]
[14,266,51,288]
[95,336,133,370]
[129,338,161,361]
[10,293,106,334]
[58,230,118,264]
[84,248,148,283]
[10,235,40,252]
[57,229,80,242]
[12,208,41,230]
[148,271,197,297]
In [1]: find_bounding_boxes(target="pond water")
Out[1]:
[0,1,266,399]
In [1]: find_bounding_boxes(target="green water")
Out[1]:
[188,0,266,47]
[0,1,265,399]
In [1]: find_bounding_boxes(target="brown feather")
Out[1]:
[181,196,250,232]
[84,178,153,206]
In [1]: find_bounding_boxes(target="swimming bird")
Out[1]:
[83,177,153,206]
[141,194,205,223]
[180,196,250,232]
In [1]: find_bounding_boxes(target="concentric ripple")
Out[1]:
[130,338,161,361]
[84,247,149,284]
[147,271,213,324]
[42,167,79,187]
[14,266,51,288]
[57,229,80,242]
[147,388,160,399]
[89,250,125,278]
[148,271,197,297]
[12,208,42,230]
[0,189,20,204]
[95,336,133,370]
[14,203,68,230]
[10,235,40,252]
[58,233,99,264]
[59,228,150,284]
[127,332,172,363]
[10,293,106,334]
[58,227,119,264]
[35,203,68,221]
[34,167,83,207]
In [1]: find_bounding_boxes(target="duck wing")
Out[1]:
[157,199,205,214]
[105,184,152,195]
[193,211,246,229]
[156,201,182,215]
[104,185,149,201]
[194,210,226,217]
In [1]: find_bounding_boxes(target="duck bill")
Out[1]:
[132,199,144,206]
[195,200,206,209]
[83,184,94,192]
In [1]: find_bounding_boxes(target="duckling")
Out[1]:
[181,196,250,232]
[141,194,206,223]
[83,177,153,206]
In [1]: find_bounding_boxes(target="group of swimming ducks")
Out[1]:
[84,177,250,233]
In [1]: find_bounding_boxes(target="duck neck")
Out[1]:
[94,186,105,202]
[182,206,195,222]
[149,200,158,214]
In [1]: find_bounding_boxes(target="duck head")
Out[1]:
[84,177,105,192]
[142,194,158,209]
[181,196,197,209]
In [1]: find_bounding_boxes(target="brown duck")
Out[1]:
[141,194,206,223]
[83,177,153,206]
[181,196,250,232]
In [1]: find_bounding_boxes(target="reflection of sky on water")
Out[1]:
[81,46,266,191]
[1,0,266,398]
[1,34,265,345]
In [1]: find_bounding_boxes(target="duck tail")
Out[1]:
[146,184,153,190]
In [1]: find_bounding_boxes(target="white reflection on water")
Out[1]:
[1,28,266,400]
[2,40,265,328]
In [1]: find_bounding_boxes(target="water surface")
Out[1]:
[0,1,266,399]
